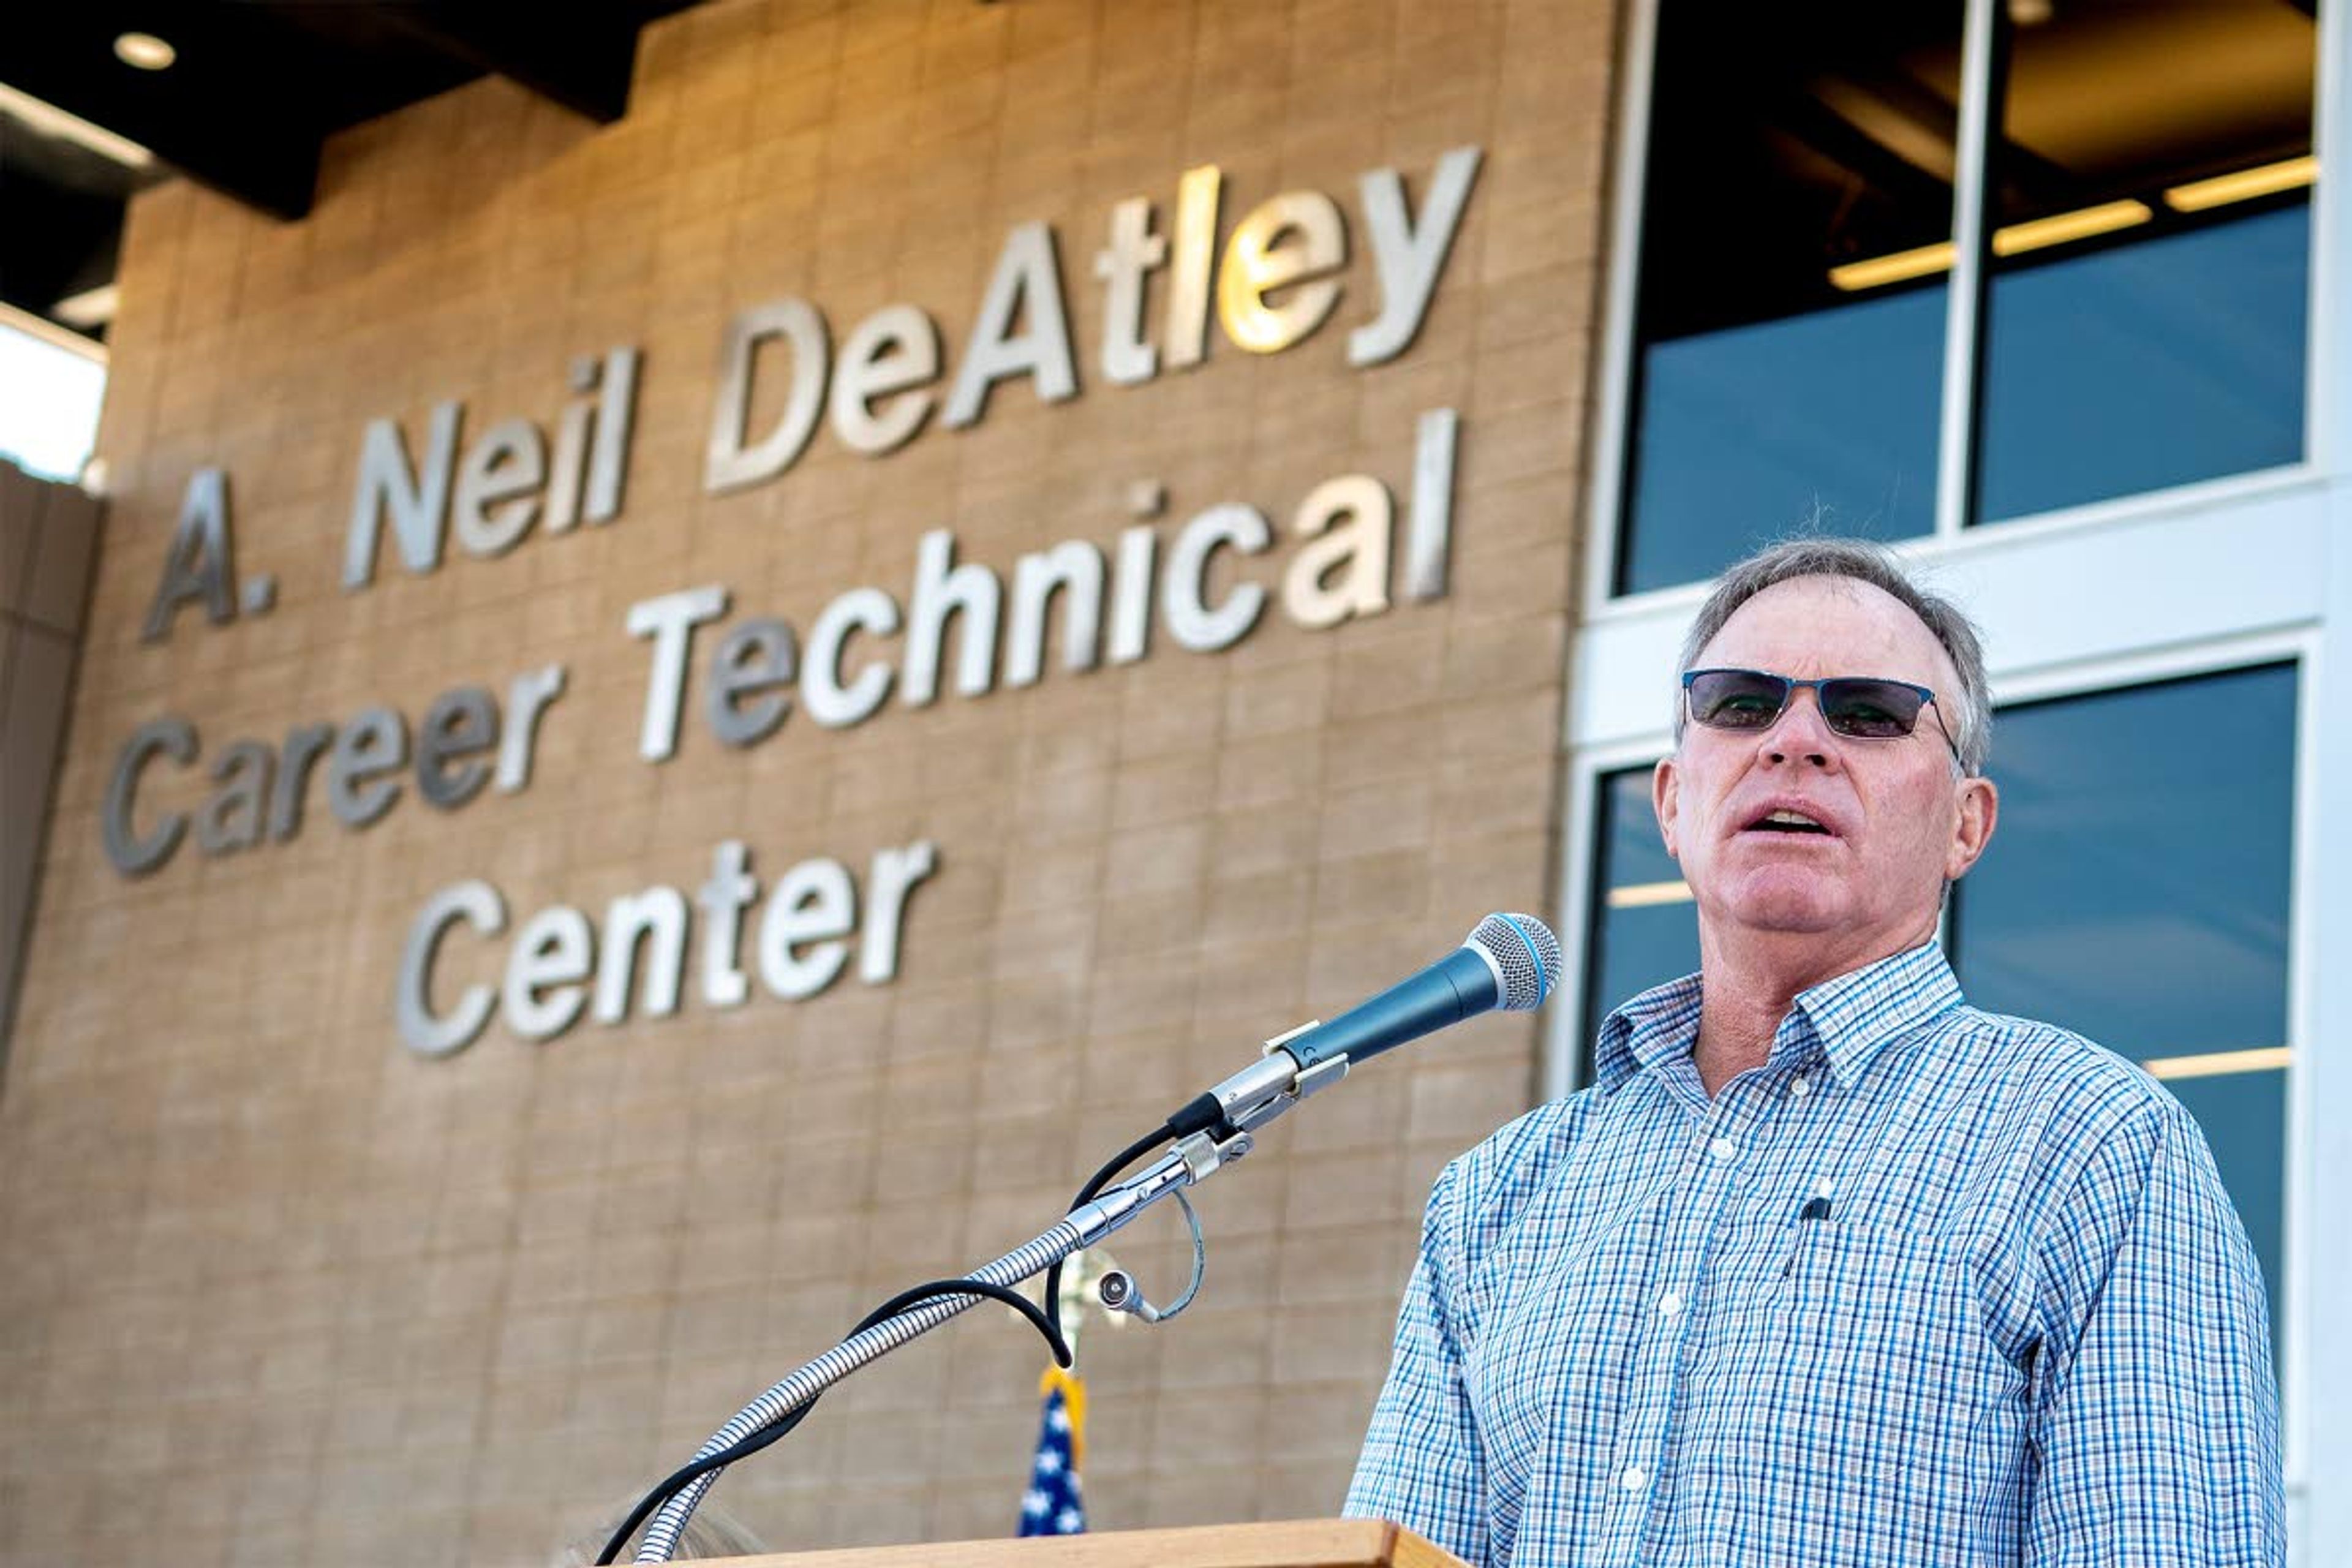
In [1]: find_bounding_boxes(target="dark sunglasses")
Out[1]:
[1683,668,1958,756]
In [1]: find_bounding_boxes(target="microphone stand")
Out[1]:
[631,1027,1342,1564]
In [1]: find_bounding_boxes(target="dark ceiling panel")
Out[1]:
[0,0,703,341]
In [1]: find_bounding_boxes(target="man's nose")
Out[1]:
[1759,688,1840,768]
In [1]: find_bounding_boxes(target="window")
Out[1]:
[1578,664,2297,1325]
[1618,2,1962,595]
[1973,2,2314,522]
[1581,765,1696,1047]
[1615,0,2318,596]
[1947,663,2296,1314]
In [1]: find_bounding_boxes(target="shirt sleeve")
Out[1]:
[1343,1158,1490,1567]
[2024,1096,2286,1567]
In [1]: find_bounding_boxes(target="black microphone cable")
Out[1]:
[595,1278,1072,1565]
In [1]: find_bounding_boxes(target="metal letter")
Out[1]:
[1006,540,1105,687]
[696,840,759,1009]
[1108,525,1156,665]
[416,687,500,809]
[1281,475,1393,631]
[902,530,1000,706]
[1217,190,1348,354]
[626,585,730,762]
[859,840,937,984]
[802,587,900,728]
[1163,504,1270,653]
[830,304,941,456]
[944,222,1079,428]
[398,880,507,1057]
[707,618,797,747]
[593,886,689,1025]
[451,418,546,557]
[142,467,236,641]
[756,858,856,1001]
[193,739,273,855]
[102,716,196,876]
[497,665,566,792]
[1349,146,1484,368]
[327,706,409,828]
[1405,407,1458,601]
[584,345,639,523]
[1095,197,1168,385]
[1165,165,1224,371]
[503,905,594,1041]
[545,373,595,532]
[344,401,461,587]
[268,721,335,841]
[706,301,829,493]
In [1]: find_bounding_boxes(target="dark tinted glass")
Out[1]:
[1950,663,2296,1322]
[1618,2,1962,594]
[1974,2,2314,522]
[1579,767,1698,1068]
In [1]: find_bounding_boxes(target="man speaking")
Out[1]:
[1344,539,2283,1565]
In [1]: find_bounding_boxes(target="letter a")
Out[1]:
[142,467,237,643]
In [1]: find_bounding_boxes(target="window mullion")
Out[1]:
[1933,0,2001,540]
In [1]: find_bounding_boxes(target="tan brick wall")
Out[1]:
[0,1,1618,1561]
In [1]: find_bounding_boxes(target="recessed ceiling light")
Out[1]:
[114,32,177,70]
[55,285,120,330]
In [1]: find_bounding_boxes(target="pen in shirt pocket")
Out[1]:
[1781,1177,1834,1280]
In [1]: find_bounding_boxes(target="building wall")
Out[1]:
[0,1,1617,1562]
[0,463,102,1052]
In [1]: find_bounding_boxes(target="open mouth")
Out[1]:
[1744,807,1833,836]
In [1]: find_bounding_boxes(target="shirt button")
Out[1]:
[1708,1136,1736,1161]
[1619,1464,1648,1492]
[1789,1076,1812,1099]
[1657,1291,1685,1319]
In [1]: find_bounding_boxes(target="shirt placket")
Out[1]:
[1596,1086,1757,1568]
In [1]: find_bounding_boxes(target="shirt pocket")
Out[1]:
[1708,1222,1995,1454]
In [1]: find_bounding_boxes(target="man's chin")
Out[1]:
[1711,874,1849,935]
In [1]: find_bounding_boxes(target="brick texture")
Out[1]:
[0,1,1617,1562]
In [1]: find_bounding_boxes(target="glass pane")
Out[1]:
[1950,664,2296,1322]
[1619,1,1962,595]
[1974,0,2315,522]
[1579,766,1698,1076]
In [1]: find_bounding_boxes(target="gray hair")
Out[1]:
[1674,537,1992,775]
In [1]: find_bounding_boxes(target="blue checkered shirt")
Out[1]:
[1345,942,2282,1567]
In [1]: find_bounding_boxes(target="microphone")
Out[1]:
[1273,911,1563,1072]
[1171,913,1564,1159]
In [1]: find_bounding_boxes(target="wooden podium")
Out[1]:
[695,1518,1467,1568]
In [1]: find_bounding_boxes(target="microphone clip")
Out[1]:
[1265,1020,1350,1101]
[1191,1020,1351,1153]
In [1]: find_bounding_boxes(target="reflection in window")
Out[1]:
[1949,663,2295,1322]
[1580,664,2296,1327]
[1972,1,2315,521]
[1580,767,1695,1052]
[1617,2,1962,595]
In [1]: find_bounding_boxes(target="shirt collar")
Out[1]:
[1593,941,1964,1093]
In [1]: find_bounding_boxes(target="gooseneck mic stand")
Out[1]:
[624,911,1561,1564]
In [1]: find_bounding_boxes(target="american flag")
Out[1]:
[1016,1365,1087,1537]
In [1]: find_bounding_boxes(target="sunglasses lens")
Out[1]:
[1820,679,1926,739]
[1687,670,1788,729]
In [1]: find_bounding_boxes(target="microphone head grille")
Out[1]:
[1468,913,1564,1011]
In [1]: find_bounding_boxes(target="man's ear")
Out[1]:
[1945,774,1998,881]
[1653,755,1681,860]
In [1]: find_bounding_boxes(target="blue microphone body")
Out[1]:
[1270,914,1561,1073]
[1276,946,1504,1071]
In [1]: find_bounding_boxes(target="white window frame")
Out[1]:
[1557,0,2352,1554]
